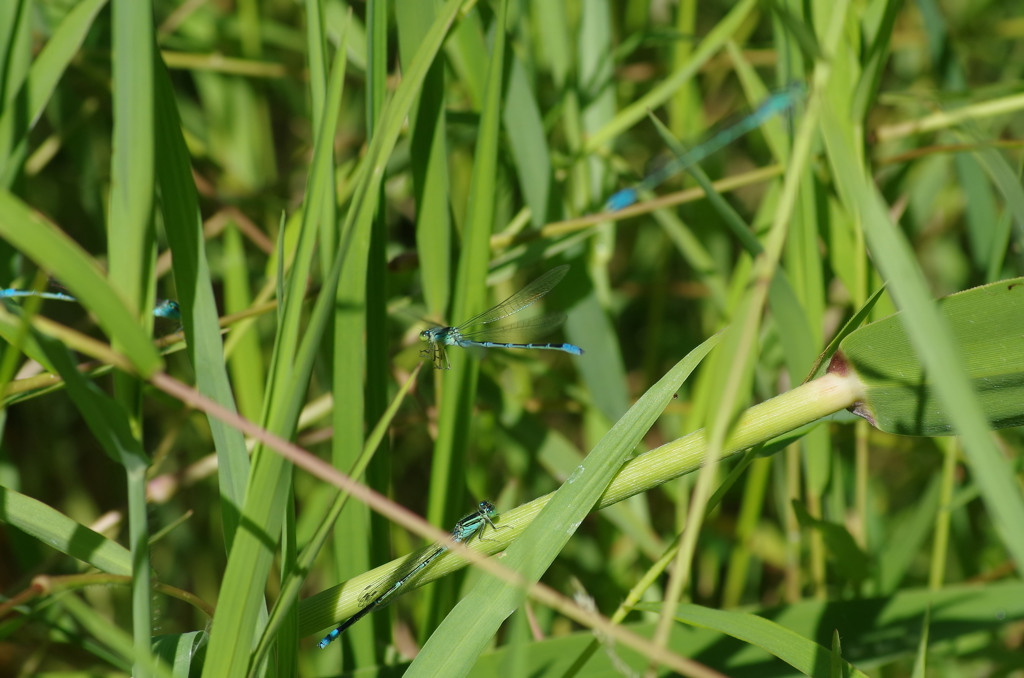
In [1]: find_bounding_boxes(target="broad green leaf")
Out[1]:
[838,277,1024,435]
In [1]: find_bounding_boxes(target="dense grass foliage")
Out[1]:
[1,1,1023,676]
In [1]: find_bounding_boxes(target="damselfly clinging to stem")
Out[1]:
[317,501,500,649]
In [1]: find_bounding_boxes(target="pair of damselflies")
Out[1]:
[318,273,582,645]
[320,86,802,642]
[318,270,580,647]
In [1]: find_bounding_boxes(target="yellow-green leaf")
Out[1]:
[837,277,1024,435]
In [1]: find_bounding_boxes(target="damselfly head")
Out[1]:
[155,299,181,321]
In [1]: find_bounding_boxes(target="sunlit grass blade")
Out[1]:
[0,486,131,576]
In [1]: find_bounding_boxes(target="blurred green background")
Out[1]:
[1,0,1023,676]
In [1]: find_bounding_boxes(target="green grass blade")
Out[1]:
[399,0,452,317]
[53,593,173,678]
[153,58,251,549]
[876,474,942,593]
[282,367,419,653]
[572,0,630,423]
[221,224,266,420]
[108,5,157,673]
[152,632,205,678]
[329,7,379,661]
[667,604,870,678]
[202,2,468,673]
[0,485,131,575]
[0,301,57,377]
[503,52,552,226]
[199,46,349,678]
[967,142,1024,257]
[461,580,1024,676]
[108,0,155,318]
[397,0,451,316]
[426,0,511,533]
[29,329,145,470]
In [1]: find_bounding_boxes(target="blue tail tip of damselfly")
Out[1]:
[562,343,584,356]
[604,188,638,212]
[318,631,338,649]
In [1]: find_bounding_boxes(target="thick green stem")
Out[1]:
[598,372,863,508]
[301,372,864,636]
